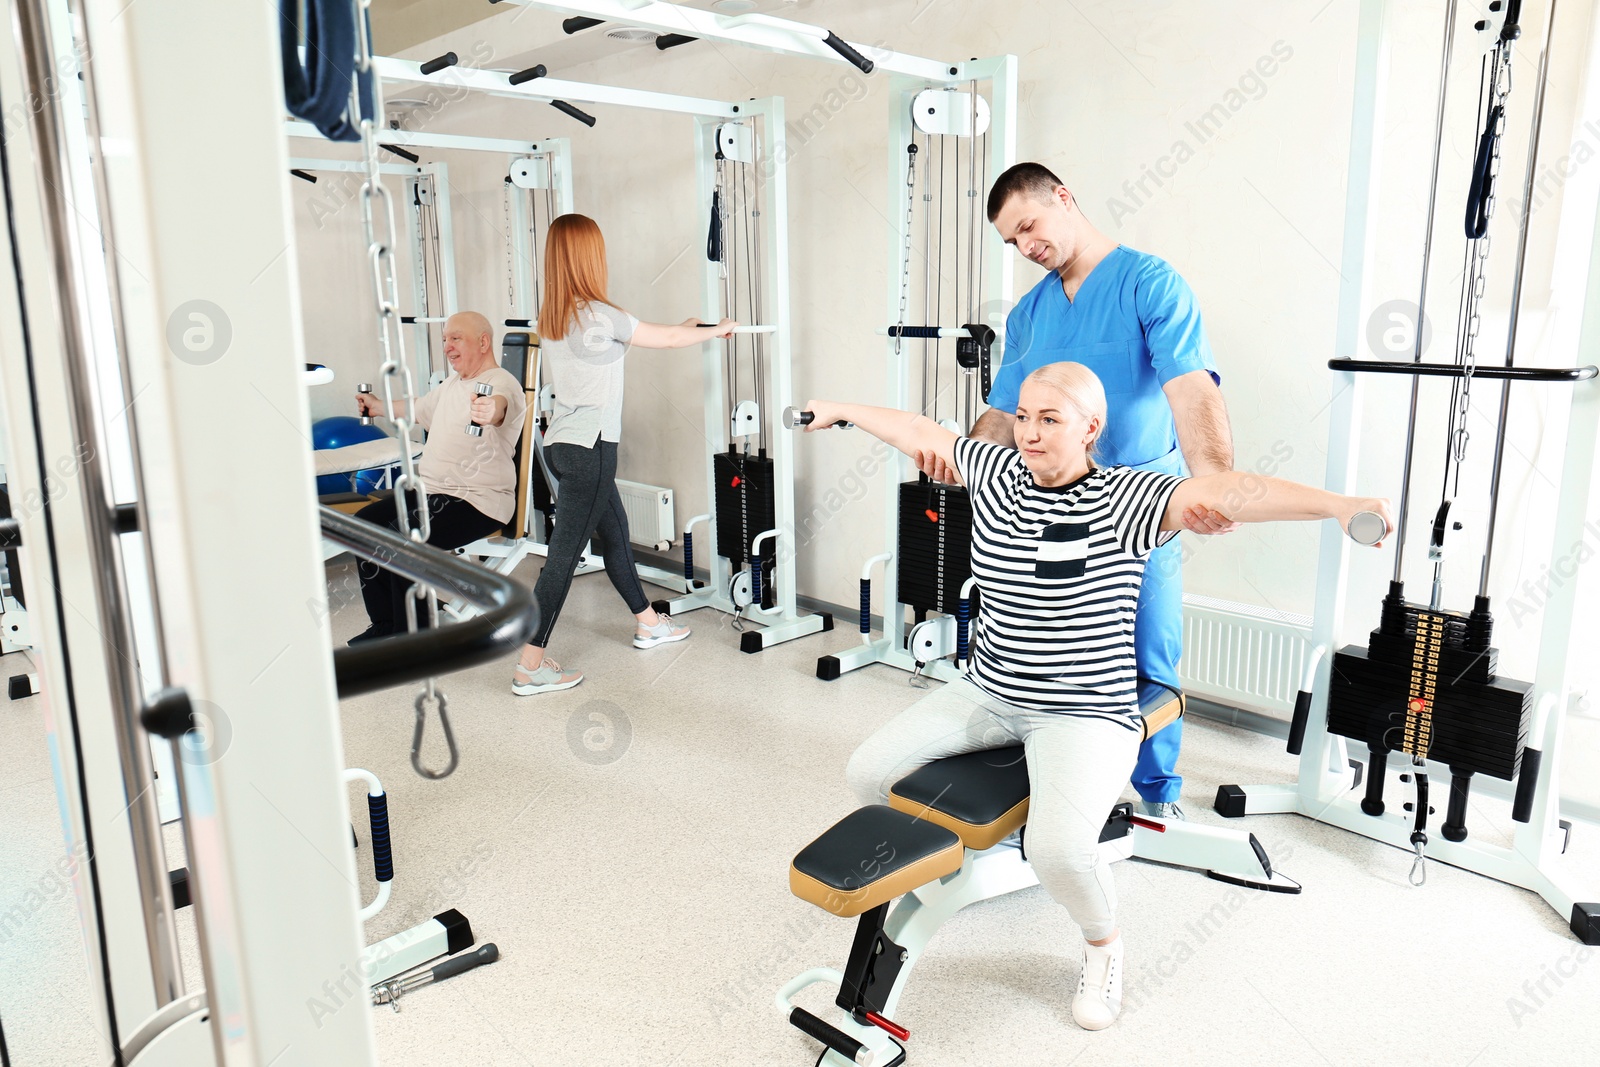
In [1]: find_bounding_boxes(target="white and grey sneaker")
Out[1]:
[511,660,583,696]
[634,613,690,649]
[1138,799,1187,821]
[1073,937,1124,1031]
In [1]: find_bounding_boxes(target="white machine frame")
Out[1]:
[814,57,1017,682]
[1216,0,1600,944]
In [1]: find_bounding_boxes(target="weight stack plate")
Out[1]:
[896,480,973,615]
[714,451,776,583]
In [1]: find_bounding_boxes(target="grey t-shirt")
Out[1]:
[541,301,640,449]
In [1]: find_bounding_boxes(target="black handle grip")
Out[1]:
[1286,690,1312,756]
[887,325,944,339]
[504,318,532,328]
[562,16,604,34]
[420,52,457,76]
[550,100,597,127]
[431,943,499,982]
[789,1007,867,1062]
[400,315,417,324]
[0,518,20,550]
[822,31,874,73]
[509,64,547,86]
[322,507,540,698]
[380,143,420,163]
[1513,747,1543,823]
[655,33,697,50]
[1328,358,1598,382]
[367,791,393,882]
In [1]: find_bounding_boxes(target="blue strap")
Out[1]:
[280,0,374,143]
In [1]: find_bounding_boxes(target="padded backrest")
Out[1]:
[501,332,538,538]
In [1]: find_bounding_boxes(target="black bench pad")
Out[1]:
[790,805,964,917]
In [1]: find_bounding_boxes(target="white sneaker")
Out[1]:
[634,613,690,649]
[1138,799,1187,821]
[511,660,582,696]
[1073,937,1124,1031]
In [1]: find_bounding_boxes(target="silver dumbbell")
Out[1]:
[358,383,375,426]
[1347,510,1388,546]
[781,406,852,430]
[466,382,493,437]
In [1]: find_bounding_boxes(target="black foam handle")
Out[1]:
[789,1007,867,1061]
[420,52,458,76]
[380,143,420,163]
[367,792,393,882]
[550,100,597,127]
[509,64,548,86]
[432,943,499,982]
[1286,690,1312,756]
[563,16,604,34]
[822,31,874,73]
[1513,747,1543,823]
[400,315,417,324]
[656,33,697,50]
[505,318,532,328]
[887,325,944,339]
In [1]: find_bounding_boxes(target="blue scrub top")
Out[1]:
[987,246,1219,473]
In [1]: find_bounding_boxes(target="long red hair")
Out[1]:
[538,213,616,340]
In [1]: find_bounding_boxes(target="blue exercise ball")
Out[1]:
[313,416,388,495]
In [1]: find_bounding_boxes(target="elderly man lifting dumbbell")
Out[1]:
[348,310,527,643]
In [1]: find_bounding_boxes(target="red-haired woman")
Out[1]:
[513,213,734,695]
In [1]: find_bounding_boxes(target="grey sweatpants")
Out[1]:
[846,677,1141,942]
[530,440,650,648]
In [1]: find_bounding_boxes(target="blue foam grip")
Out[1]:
[683,532,694,581]
[957,598,970,664]
[859,579,871,634]
[367,792,394,882]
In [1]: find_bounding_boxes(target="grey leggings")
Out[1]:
[846,678,1141,942]
[531,440,650,648]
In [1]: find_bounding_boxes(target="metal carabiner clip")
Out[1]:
[1408,832,1428,887]
[412,684,459,780]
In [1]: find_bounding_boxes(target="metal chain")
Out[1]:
[351,0,455,779]
[1453,45,1514,467]
[894,142,918,357]
[504,177,516,311]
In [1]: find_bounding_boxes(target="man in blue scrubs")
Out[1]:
[920,162,1235,818]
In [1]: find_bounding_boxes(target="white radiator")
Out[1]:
[1180,594,1314,718]
[615,479,676,551]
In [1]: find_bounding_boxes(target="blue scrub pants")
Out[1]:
[1131,536,1183,803]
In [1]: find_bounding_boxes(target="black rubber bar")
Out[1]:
[508,64,547,86]
[822,30,874,73]
[1286,689,1312,756]
[504,318,532,328]
[321,506,539,698]
[886,325,945,339]
[789,1007,868,1063]
[400,315,417,324]
[655,34,697,50]
[380,143,420,163]
[290,168,318,184]
[1513,747,1543,823]
[550,100,597,127]
[563,16,604,34]
[420,52,458,76]
[1328,358,1598,382]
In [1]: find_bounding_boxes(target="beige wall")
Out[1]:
[293,0,1600,802]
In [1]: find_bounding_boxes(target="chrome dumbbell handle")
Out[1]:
[358,382,375,426]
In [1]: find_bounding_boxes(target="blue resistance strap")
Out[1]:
[280,0,374,142]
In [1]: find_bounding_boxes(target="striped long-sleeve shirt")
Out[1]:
[953,436,1182,727]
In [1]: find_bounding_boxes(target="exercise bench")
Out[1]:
[778,681,1299,1066]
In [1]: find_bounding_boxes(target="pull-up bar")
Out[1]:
[499,0,962,81]
[373,54,741,118]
